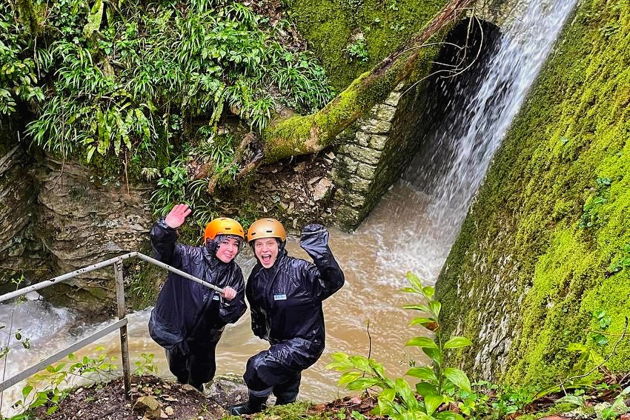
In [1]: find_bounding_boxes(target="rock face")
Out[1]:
[0,140,48,292]
[35,158,153,312]
[436,0,629,387]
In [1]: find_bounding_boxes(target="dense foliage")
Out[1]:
[1,0,333,205]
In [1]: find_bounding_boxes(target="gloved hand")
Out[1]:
[299,224,330,262]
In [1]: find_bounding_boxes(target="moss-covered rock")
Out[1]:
[285,0,448,89]
[436,0,629,387]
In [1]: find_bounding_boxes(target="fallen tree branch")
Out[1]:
[259,0,476,164]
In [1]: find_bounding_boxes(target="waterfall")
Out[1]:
[395,0,578,279]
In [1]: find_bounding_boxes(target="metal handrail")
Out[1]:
[0,252,224,397]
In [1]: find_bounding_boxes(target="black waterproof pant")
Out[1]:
[166,338,219,390]
[243,338,322,400]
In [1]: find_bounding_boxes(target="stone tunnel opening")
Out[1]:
[330,17,501,230]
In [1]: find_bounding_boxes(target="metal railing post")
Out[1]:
[114,260,131,398]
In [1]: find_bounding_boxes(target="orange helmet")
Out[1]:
[247,218,287,243]
[203,217,245,242]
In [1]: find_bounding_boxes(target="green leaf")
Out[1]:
[405,272,423,291]
[395,378,418,410]
[403,304,432,313]
[349,355,370,371]
[443,336,472,349]
[339,371,362,385]
[444,368,471,392]
[416,381,438,396]
[406,367,437,382]
[406,337,438,349]
[423,347,443,364]
[347,378,380,390]
[22,385,33,398]
[409,317,436,327]
[380,388,396,403]
[429,301,441,317]
[425,394,445,415]
[435,412,465,420]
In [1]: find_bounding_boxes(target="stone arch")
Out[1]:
[331,17,501,230]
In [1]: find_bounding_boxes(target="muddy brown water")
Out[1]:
[1,183,449,413]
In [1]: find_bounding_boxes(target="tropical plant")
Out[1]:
[4,0,333,167]
[328,272,474,420]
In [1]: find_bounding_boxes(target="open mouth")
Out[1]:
[260,254,272,265]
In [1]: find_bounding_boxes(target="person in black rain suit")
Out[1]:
[229,218,345,415]
[149,204,247,392]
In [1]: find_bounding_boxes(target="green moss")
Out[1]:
[437,0,629,388]
[286,0,447,89]
[263,46,438,162]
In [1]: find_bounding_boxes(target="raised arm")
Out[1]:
[299,224,345,300]
[150,204,192,266]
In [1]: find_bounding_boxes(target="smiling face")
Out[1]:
[254,237,279,268]
[215,237,241,263]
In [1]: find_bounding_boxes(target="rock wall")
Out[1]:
[0,120,49,292]
[436,0,629,385]
[35,158,153,312]
[331,80,432,229]
[1,118,155,312]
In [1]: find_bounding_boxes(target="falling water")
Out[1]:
[392,0,578,276]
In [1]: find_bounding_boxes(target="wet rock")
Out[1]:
[335,190,366,208]
[356,163,377,180]
[205,375,248,408]
[340,144,381,166]
[0,144,46,286]
[369,134,388,151]
[384,90,403,107]
[313,178,333,201]
[347,175,372,193]
[372,103,397,121]
[135,395,162,418]
[355,131,371,147]
[360,118,392,134]
[338,154,359,173]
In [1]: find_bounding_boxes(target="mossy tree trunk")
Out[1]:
[259,0,475,164]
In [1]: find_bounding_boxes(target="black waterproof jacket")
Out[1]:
[148,220,246,353]
[246,225,345,361]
